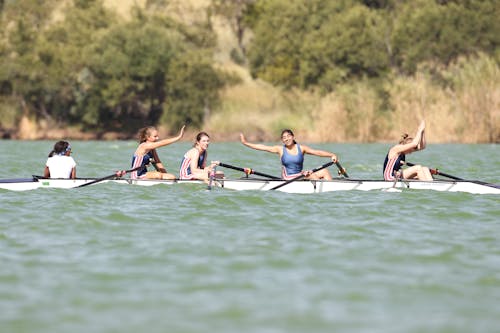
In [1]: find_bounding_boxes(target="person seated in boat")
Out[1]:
[383,120,433,181]
[179,132,224,181]
[44,140,76,179]
[239,129,338,180]
[130,125,185,180]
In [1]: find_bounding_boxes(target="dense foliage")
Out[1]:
[0,0,498,138]
[0,0,228,134]
[246,0,499,90]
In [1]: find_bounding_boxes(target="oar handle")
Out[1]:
[335,161,349,178]
[219,162,281,180]
[270,161,334,191]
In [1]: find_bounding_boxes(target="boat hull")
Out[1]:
[0,177,203,191]
[1,177,498,194]
[216,178,500,194]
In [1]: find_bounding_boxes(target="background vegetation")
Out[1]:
[0,0,498,142]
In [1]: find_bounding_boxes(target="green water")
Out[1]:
[1,141,499,333]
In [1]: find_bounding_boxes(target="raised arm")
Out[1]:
[416,120,426,151]
[301,145,338,163]
[144,125,185,150]
[240,133,281,154]
[390,121,426,156]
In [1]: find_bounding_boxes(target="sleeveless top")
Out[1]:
[179,150,206,179]
[130,151,155,179]
[383,153,405,181]
[281,144,304,179]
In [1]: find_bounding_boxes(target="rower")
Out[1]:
[239,129,339,180]
[383,120,433,181]
[43,141,76,179]
[130,125,185,180]
[179,132,224,181]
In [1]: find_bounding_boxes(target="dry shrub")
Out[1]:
[310,92,347,142]
[387,71,458,143]
[206,78,310,141]
[387,53,499,143]
[443,53,499,143]
[311,81,384,142]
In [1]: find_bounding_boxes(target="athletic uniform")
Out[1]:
[383,153,405,181]
[281,144,304,180]
[45,155,76,178]
[179,150,207,179]
[130,151,154,179]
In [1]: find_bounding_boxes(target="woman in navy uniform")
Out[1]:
[130,125,185,179]
[383,120,433,181]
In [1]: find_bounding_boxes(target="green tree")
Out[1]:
[210,0,257,57]
[247,0,389,90]
[392,0,500,73]
[1,0,231,134]
[163,57,227,129]
[0,0,59,117]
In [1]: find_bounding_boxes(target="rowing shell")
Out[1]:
[1,176,498,194]
[216,178,500,194]
[0,177,203,191]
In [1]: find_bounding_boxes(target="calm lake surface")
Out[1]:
[1,140,499,333]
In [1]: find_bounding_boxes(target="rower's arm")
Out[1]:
[240,133,280,154]
[145,125,186,150]
[150,150,167,173]
[302,145,338,162]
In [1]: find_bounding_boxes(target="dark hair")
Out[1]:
[137,126,156,143]
[194,132,210,147]
[281,129,297,144]
[48,141,70,157]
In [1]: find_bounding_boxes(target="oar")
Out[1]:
[270,161,334,191]
[405,162,462,180]
[76,166,143,188]
[405,161,499,188]
[335,161,349,178]
[219,162,281,180]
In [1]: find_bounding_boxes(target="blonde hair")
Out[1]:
[137,126,156,143]
[399,133,413,144]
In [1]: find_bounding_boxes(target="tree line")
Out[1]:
[0,0,498,138]
[242,0,498,89]
[0,0,231,136]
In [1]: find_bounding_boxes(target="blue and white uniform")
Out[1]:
[281,144,304,180]
[131,151,154,179]
[179,150,206,180]
[383,153,405,181]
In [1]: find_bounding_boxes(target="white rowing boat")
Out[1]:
[0,176,203,191]
[1,176,498,194]
[216,178,500,194]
